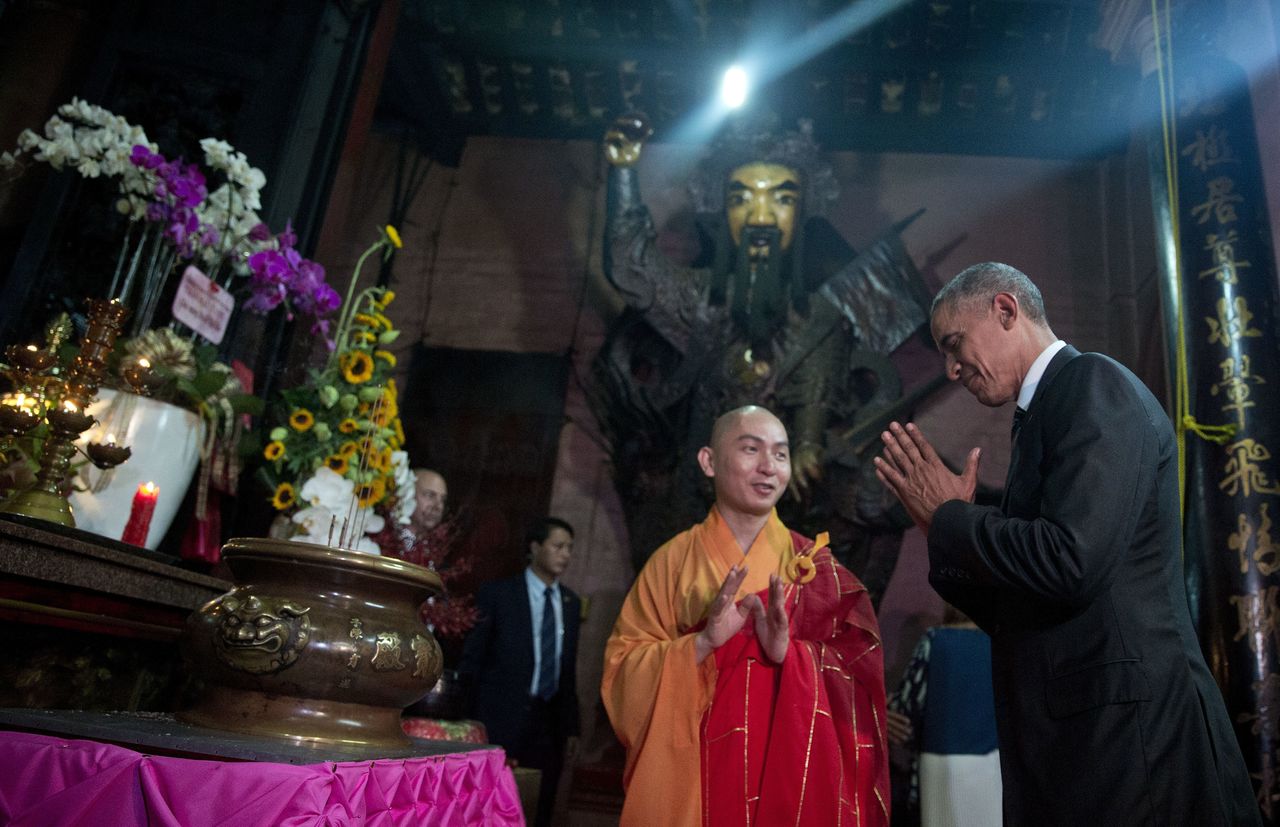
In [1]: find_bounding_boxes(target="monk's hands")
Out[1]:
[696,564,752,663]
[874,421,980,534]
[752,573,789,664]
[695,567,790,664]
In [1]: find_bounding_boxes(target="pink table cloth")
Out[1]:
[0,730,524,826]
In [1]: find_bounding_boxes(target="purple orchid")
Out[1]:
[242,223,339,348]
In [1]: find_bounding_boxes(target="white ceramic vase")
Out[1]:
[70,388,206,550]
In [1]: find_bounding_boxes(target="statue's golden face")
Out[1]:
[725,162,800,255]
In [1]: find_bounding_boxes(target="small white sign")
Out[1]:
[171,266,235,344]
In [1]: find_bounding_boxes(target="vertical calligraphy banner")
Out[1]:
[1174,52,1280,818]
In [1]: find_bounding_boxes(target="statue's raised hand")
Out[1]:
[604,113,653,167]
[788,442,824,501]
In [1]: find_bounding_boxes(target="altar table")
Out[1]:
[0,728,524,826]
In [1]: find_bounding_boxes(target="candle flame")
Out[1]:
[24,344,37,351]
[105,433,116,445]
[62,400,78,413]
[137,357,151,369]
[142,481,158,495]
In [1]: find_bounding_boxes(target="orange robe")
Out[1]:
[602,507,889,826]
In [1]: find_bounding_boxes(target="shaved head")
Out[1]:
[708,405,785,452]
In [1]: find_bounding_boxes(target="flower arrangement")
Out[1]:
[259,226,410,554]
[1,98,337,340]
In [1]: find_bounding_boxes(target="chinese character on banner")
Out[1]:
[1198,230,1251,284]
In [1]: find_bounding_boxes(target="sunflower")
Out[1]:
[393,418,405,445]
[339,440,360,457]
[324,454,350,475]
[271,482,296,510]
[342,351,375,384]
[356,477,386,508]
[373,406,393,428]
[384,225,403,249]
[289,409,314,432]
[374,349,396,368]
[339,417,360,434]
[357,401,370,415]
[263,440,286,461]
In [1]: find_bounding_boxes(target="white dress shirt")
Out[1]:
[1017,340,1067,410]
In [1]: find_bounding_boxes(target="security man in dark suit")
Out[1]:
[875,262,1258,825]
[459,517,581,827]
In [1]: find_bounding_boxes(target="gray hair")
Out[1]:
[931,262,1048,325]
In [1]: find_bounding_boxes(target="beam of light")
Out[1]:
[665,0,911,146]
[721,65,749,109]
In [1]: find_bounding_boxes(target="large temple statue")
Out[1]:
[591,113,938,604]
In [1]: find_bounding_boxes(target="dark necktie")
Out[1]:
[1011,406,1027,443]
[536,586,557,700]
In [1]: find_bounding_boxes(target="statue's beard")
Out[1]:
[707,226,789,349]
[740,226,784,263]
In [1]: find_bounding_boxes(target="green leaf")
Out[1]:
[230,394,265,416]
[190,370,227,399]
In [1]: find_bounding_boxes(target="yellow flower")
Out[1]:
[325,454,350,475]
[376,289,396,308]
[342,351,375,384]
[271,482,296,511]
[374,349,396,368]
[373,405,393,428]
[393,419,405,445]
[387,378,398,396]
[357,401,370,415]
[339,417,359,434]
[263,441,286,461]
[373,312,393,330]
[353,330,377,345]
[352,313,380,329]
[356,477,386,507]
[289,409,314,432]
[339,440,360,457]
[385,225,403,249]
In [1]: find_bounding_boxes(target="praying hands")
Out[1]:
[874,421,981,533]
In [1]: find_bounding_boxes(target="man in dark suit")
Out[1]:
[459,516,581,827]
[875,262,1258,825]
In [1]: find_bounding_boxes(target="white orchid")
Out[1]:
[298,466,354,512]
[391,450,415,525]
[290,495,386,555]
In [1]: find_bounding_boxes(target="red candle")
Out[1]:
[122,482,159,546]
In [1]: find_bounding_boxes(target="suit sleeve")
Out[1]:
[458,582,497,702]
[559,592,582,737]
[929,357,1156,608]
